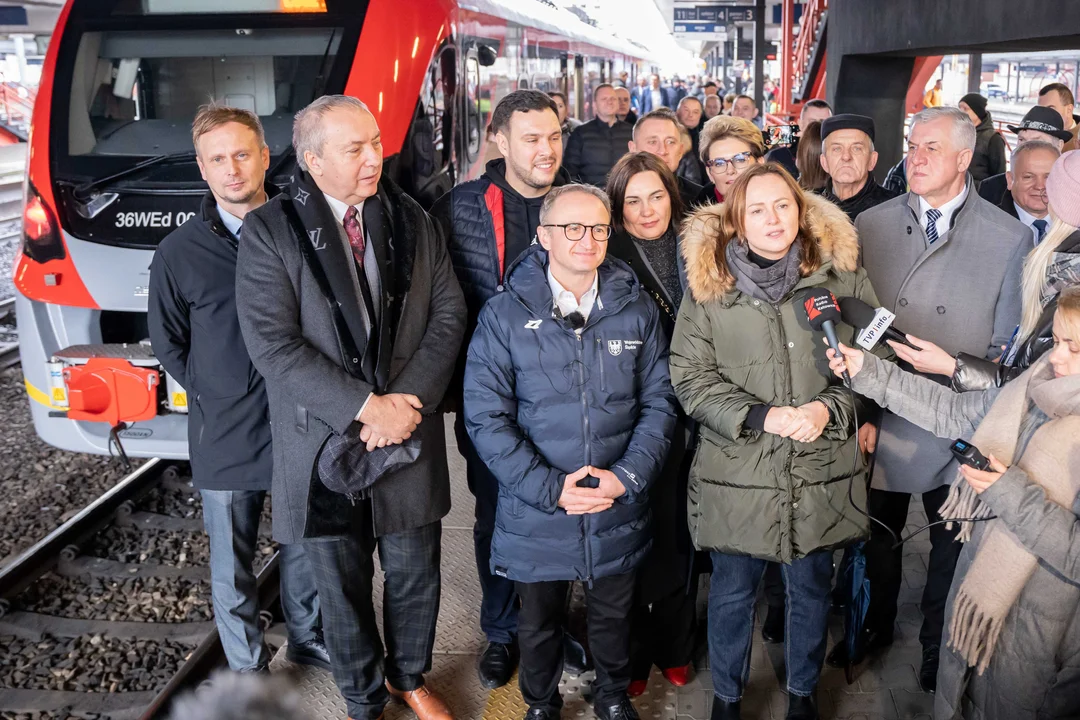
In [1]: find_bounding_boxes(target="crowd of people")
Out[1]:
[150,76,1080,720]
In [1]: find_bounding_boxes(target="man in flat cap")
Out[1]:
[818,114,899,221]
[977,105,1072,206]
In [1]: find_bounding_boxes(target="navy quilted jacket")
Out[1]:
[463,245,677,583]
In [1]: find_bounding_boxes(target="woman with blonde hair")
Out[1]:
[694,115,766,206]
[670,163,885,719]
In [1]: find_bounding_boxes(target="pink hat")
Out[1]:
[1048,150,1080,228]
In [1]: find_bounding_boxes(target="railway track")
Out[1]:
[0,459,282,720]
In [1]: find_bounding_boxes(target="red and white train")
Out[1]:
[14,0,653,459]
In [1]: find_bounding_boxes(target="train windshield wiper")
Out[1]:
[73,151,198,200]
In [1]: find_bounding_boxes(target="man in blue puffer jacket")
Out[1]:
[464,184,676,720]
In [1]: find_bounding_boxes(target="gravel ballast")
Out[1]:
[13,574,212,623]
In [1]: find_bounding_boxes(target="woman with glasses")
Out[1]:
[670,164,885,720]
[605,152,697,696]
[694,115,766,207]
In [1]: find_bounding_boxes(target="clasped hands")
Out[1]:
[357,393,423,452]
[763,401,829,443]
[557,466,626,515]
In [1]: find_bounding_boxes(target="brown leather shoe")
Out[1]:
[386,683,453,720]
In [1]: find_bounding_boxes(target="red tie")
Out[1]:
[344,206,365,267]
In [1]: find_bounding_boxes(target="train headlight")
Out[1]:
[22,183,66,263]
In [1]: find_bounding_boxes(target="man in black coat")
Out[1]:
[627,109,701,219]
[430,89,588,689]
[564,83,634,186]
[817,114,899,221]
[997,139,1059,245]
[235,96,465,720]
[148,105,327,674]
[977,106,1070,206]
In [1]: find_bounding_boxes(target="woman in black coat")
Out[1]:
[605,152,697,694]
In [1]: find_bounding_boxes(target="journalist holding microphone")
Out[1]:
[670,163,884,720]
[827,288,1080,720]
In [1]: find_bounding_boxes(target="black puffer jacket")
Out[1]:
[430,160,570,400]
[564,117,634,186]
[970,112,1008,183]
[952,229,1080,392]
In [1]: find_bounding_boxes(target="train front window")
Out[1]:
[66,27,341,159]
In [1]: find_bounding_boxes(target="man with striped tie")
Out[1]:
[849,106,1030,694]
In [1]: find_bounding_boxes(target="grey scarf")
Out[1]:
[725,237,804,303]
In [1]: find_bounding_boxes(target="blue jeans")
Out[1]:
[456,416,519,644]
[708,550,832,701]
[201,489,321,671]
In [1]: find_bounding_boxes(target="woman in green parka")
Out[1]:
[669,163,883,720]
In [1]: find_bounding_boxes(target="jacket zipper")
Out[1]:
[576,332,594,586]
[773,301,796,560]
[596,337,606,391]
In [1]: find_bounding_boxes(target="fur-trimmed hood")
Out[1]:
[681,192,860,304]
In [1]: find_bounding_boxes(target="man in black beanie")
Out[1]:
[817,113,899,220]
[959,93,1006,182]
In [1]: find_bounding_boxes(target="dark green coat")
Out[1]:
[670,194,881,562]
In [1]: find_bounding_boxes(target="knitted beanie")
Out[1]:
[960,93,988,121]
[1047,150,1080,228]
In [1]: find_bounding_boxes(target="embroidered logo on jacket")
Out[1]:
[608,340,623,356]
[525,319,543,329]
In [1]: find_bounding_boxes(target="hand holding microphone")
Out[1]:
[826,342,865,380]
[838,297,957,377]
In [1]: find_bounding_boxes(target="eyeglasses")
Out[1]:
[706,152,754,172]
[542,223,612,242]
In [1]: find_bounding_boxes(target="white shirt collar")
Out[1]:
[546,266,600,330]
[1013,202,1047,231]
[216,203,244,239]
[322,192,365,227]
[917,182,968,242]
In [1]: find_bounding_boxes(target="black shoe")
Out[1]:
[524,708,559,720]
[919,644,940,694]
[594,697,640,720]
[710,697,741,720]
[762,605,785,643]
[825,628,893,668]
[786,692,818,720]
[563,633,590,676]
[286,635,332,671]
[478,640,518,689]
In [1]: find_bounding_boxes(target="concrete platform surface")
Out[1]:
[270,422,937,720]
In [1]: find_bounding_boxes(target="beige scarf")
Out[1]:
[938,357,1080,673]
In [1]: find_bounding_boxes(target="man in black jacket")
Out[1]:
[430,89,588,690]
[236,96,465,720]
[148,104,327,674]
[817,114,899,221]
[627,109,701,218]
[977,106,1070,206]
[998,140,1058,245]
[564,83,634,186]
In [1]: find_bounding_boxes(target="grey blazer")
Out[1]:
[235,180,466,543]
[855,178,1029,493]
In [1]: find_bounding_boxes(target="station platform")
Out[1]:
[270,423,937,720]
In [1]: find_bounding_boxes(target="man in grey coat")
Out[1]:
[849,106,1029,694]
[235,96,465,720]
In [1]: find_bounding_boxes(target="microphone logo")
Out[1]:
[804,296,822,322]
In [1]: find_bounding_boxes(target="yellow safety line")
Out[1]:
[24,378,67,411]
[482,670,528,719]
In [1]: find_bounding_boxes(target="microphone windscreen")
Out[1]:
[800,288,841,330]
[839,296,877,330]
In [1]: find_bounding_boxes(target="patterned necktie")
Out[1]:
[343,206,365,267]
[1032,218,1048,245]
[925,208,943,244]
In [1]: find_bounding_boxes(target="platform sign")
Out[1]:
[672,4,756,42]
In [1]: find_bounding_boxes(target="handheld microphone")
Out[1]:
[801,288,849,387]
[838,297,921,351]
